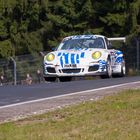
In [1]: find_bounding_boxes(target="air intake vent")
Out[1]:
[47,67,56,73]
[88,65,99,72]
[62,69,81,73]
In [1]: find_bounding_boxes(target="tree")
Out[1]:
[0,40,14,58]
[0,0,139,58]
[0,20,9,40]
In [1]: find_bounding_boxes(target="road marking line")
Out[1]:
[0,81,140,109]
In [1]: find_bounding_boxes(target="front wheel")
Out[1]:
[100,58,112,79]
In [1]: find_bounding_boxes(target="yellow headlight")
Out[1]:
[45,53,55,61]
[92,51,102,59]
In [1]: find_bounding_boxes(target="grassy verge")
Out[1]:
[0,89,140,140]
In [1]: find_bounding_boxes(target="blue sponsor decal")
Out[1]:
[71,54,75,64]
[116,51,122,55]
[115,57,123,63]
[81,52,85,58]
[60,56,63,67]
[71,35,95,40]
[58,52,85,67]
[64,53,69,64]
[72,35,83,39]
[99,60,106,65]
[115,50,123,63]
[99,60,106,70]
[84,48,88,50]
[58,52,62,57]
[76,54,80,63]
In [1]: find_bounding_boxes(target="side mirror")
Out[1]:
[51,46,58,51]
[51,47,55,51]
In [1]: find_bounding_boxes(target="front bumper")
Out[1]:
[43,63,107,77]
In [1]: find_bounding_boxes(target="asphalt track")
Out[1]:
[0,76,140,107]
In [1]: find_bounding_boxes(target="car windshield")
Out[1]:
[57,37,105,50]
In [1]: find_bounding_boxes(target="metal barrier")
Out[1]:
[0,54,45,85]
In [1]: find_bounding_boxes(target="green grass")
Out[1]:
[0,89,140,140]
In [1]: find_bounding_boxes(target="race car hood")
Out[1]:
[44,49,108,68]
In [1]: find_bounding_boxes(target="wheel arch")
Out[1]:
[107,55,111,61]
[101,50,110,62]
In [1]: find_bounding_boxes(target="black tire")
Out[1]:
[120,64,126,77]
[100,58,112,79]
[113,63,126,78]
[112,59,126,78]
[44,77,56,82]
[59,77,72,82]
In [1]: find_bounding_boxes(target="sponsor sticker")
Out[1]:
[64,64,77,68]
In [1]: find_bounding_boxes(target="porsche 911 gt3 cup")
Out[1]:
[43,35,126,82]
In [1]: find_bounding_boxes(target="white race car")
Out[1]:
[43,35,126,82]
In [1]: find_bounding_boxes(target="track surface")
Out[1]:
[0,76,140,107]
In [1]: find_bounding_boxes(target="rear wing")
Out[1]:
[108,37,126,43]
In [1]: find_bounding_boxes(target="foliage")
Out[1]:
[0,40,14,58]
[0,0,139,58]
